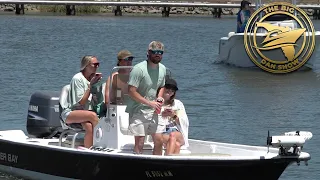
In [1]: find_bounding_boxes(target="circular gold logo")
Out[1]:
[244,2,315,73]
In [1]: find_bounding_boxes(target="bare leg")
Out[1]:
[66,110,99,127]
[65,110,99,148]
[162,134,170,155]
[173,141,181,154]
[165,133,177,155]
[81,122,93,148]
[134,136,145,154]
[162,134,170,145]
[151,133,163,155]
[172,131,184,154]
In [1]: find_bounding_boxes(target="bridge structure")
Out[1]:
[0,0,320,17]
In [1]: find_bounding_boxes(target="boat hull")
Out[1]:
[0,138,294,180]
[217,31,320,70]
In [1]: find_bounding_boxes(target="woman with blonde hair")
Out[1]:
[60,55,103,148]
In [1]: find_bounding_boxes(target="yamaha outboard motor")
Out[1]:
[26,91,63,138]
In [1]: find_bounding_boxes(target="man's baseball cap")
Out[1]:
[117,50,134,60]
[148,41,164,51]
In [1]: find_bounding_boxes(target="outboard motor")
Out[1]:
[26,91,63,138]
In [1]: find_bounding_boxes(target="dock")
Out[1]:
[1,0,320,17]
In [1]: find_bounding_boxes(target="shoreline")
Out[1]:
[0,4,243,16]
[0,4,316,17]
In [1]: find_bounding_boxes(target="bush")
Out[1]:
[38,5,101,13]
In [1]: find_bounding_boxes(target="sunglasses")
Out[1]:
[91,62,100,68]
[150,50,164,55]
[123,57,134,61]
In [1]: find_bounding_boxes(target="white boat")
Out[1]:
[0,66,313,179]
[217,1,320,71]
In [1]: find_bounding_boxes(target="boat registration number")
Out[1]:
[145,170,174,178]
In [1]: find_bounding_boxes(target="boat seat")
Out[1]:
[58,82,107,148]
[119,110,133,135]
[162,147,192,155]
[119,115,191,155]
[58,84,85,148]
[119,109,153,144]
[146,135,192,155]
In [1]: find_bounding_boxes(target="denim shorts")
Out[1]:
[163,127,179,135]
[60,109,71,123]
[60,110,83,129]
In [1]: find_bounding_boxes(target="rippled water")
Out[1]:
[0,12,319,179]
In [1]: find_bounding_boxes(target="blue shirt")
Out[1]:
[239,10,251,33]
[236,10,242,33]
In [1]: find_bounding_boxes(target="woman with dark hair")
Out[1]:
[239,0,254,33]
[236,1,245,33]
[158,77,189,155]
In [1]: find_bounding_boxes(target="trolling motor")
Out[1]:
[267,130,313,156]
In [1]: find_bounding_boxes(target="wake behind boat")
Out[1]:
[0,66,313,180]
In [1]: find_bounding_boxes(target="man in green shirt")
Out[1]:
[126,41,167,155]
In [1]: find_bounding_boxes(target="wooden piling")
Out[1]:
[162,6,170,17]
[66,5,76,15]
[114,6,122,16]
[212,7,222,18]
[15,4,24,14]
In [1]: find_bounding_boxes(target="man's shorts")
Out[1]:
[128,112,165,136]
